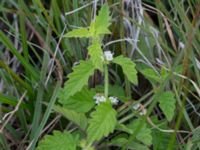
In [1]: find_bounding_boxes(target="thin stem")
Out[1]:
[118,112,136,124]
[83,142,93,150]
[104,64,109,98]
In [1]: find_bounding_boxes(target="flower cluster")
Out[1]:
[132,103,147,116]
[108,96,119,105]
[93,94,119,105]
[104,51,114,61]
[93,94,106,105]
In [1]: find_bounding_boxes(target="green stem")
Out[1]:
[83,143,92,150]
[104,64,109,98]
[118,112,136,124]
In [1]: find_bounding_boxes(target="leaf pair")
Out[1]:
[64,4,111,38]
[55,101,117,145]
[59,55,138,104]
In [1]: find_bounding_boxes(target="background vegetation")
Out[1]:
[0,0,200,149]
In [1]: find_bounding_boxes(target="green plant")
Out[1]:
[1,0,200,150]
[36,4,177,150]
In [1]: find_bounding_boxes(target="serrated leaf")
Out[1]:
[150,116,172,150]
[159,91,176,121]
[110,135,150,150]
[59,60,95,101]
[88,41,103,70]
[64,28,91,38]
[140,68,161,83]
[113,55,138,85]
[53,105,88,130]
[128,118,152,146]
[36,131,77,150]
[62,88,95,113]
[87,103,117,143]
[91,4,111,35]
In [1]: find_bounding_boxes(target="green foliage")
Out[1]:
[64,28,91,38]
[36,131,77,150]
[88,41,104,70]
[110,135,150,150]
[92,4,111,35]
[80,140,95,150]
[158,91,176,121]
[94,84,128,102]
[151,117,172,150]
[1,1,199,150]
[59,60,95,101]
[113,55,138,85]
[53,105,88,130]
[140,68,161,83]
[116,123,134,134]
[64,4,111,38]
[87,102,117,143]
[191,127,200,149]
[109,85,129,102]
[62,88,95,113]
[128,118,152,146]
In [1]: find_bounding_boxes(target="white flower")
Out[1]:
[104,51,113,61]
[139,108,147,116]
[179,41,185,49]
[133,103,141,110]
[93,94,106,105]
[109,96,119,105]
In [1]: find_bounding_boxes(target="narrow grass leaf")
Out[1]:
[0,31,38,80]
[30,82,61,150]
